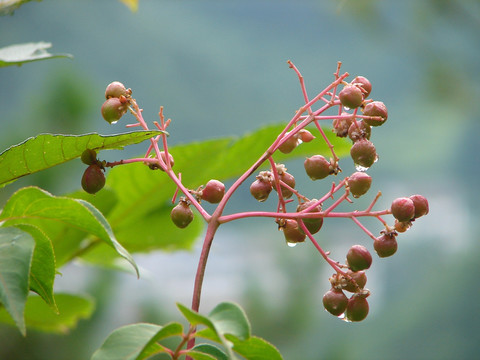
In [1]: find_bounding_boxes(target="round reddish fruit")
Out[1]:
[201,179,225,203]
[250,178,273,202]
[394,220,410,233]
[278,132,299,154]
[101,97,128,124]
[348,172,372,198]
[348,120,371,142]
[276,171,296,199]
[299,129,315,142]
[391,197,415,222]
[81,164,105,194]
[352,76,372,98]
[170,202,194,229]
[333,115,353,138]
[350,139,377,169]
[282,219,306,244]
[373,233,398,257]
[304,155,331,180]
[345,295,369,322]
[363,101,388,127]
[339,85,364,109]
[81,149,97,165]
[409,194,429,218]
[297,200,323,234]
[346,245,372,271]
[105,81,128,99]
[344,270,367,293]
[323,288,348,316]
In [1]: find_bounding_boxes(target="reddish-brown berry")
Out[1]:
[373,233,398,257]
[170,201,194,229]
[352,76,372,98]
[394,220,410,233]
[282,219,306,244]
[105,81,128,99]
[333,114,353,138]
[346,245,372,271]
[409,194,429,218]
[81,164,105,194]
[278,132,299,154]
[363,101,388,127]
[347,172,372,198]
[296,200,323,234]
[304,155,331,180]
[274,166,296,199]
[343,270,367,293]
[250,178,273,202]
[339,84,364,109]
[299,129,315,142]
[323,288,348,316]
[350,139,377,169]
[81,149,97,165]
[391,197,415,222]
[201,179,225,204]
[348,120,371,142]
[345,295,369,322]
[101,97,128,124]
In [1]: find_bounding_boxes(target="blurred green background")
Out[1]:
[1,0,479,359]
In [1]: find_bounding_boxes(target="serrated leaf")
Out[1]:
[189,344,228,360]
[0,42,72,67]
[0,227,35,335]
[91,322,177,360]
[229,336,283,360]
[0,293,94,334]
[0,131,164,187]
[14,224,57,313]
[0,187,138,276]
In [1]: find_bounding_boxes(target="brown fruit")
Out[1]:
[81,164,105,194]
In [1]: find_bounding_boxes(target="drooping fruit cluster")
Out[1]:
[101,81,131,124]
[80,149,106,194]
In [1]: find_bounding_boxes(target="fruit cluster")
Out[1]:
[86,62,428,323]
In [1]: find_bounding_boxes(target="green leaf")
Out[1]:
[229,336,283,360]
[91,322,183,360]
[177,303,216,331]
[0,131,164,187]
[208,302,251,341]
[0,187,139,276]
[0,293,94,334]
[0,42,72,67]
[189,344,228,360]
[14,224,57,313]
[0,227,35,335]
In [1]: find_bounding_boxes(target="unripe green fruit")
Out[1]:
[363,101,388,127]
[170,202,194,229]
[409,194,429,218]
[81,149,97,165]
[339,84,364,109]
[391,197,415,222]
[201,179,225,203]
[346,245,372,271]
[344,270,367,293]
[282,219,306,244]
[101,97,128,124]
[345,295,369,322]
[105,81,128,99]
[304,155,331,180]
[250,178,273,202]
[350,139,377,169]
[373,233,398,257]
[348,120,371,142]
[347,172,372,198]
[352,76,372,98]
[278,132,299,154]
[296,200,323,234]
[323,288,348,316]
[81,164,105,194]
